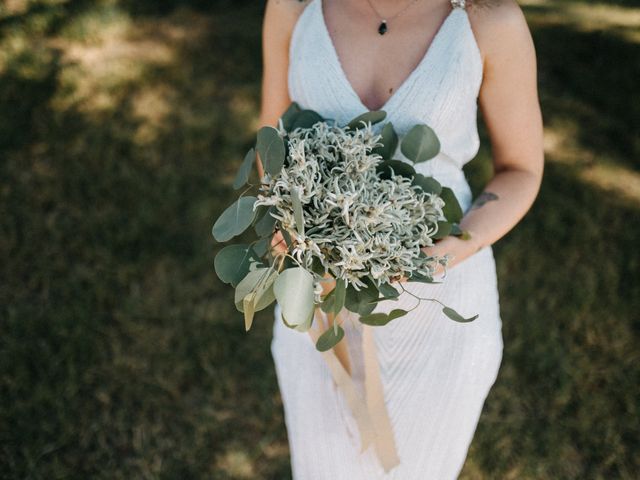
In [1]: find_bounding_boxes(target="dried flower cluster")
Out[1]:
[255,121,447,290]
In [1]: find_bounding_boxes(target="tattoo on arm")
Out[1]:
[471,191,499,210]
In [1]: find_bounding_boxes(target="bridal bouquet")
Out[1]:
[212,102,477,352]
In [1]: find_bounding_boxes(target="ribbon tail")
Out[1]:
[308,308,375,452]
[362,324,401,472]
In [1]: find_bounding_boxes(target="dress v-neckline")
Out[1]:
[317,0,463,113]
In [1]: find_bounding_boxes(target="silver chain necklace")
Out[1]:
[364,0,425,35]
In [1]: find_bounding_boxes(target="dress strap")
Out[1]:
[451,0,467,8]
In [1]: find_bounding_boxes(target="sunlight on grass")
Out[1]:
[132,85,176,144]
[49,6,211,115]
[215,448,255,479]
[522,0,640,42]
[0,0,36,16]
[544,121,640,205]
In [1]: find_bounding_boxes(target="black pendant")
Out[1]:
[378,21,388,35]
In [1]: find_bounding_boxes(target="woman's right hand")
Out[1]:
[270,230,288,255]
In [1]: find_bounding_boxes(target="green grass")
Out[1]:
[0,0,638,478]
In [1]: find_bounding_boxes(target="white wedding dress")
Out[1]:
[271,0,504,478]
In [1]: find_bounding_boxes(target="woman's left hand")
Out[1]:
[421,234,474,273]
[391,234,479,283]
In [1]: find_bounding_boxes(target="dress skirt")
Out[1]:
[271,245,504,480]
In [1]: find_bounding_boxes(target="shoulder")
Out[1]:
[466,0,535,68]
[263,0,313,43]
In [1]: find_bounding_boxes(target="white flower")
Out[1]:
[254,120,448,289]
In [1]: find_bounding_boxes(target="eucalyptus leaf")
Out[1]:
[252,237,269,257]
[233,148,255,189]
[281,229,293,250]
[291,109,324,130]
[212,196,257,242]
[400,124,440,163]
[408,272,441,284]
[332,278,347,317]
[293,309,315,332]
[376,159,416,179]
[316,324,345,352]
[256,126,285,175]
[291,187,305,236]
[280,102,302,131]
[274,267,315,327]
[344,279,378,316]
[253,270,278,311]
[442,306,478,323]
[376,282,400,299]
[320,287,335,314]
[347,110,387,130]
[359,308,408,326]
[243,292,257,331]
[432,221,452,240]
[412,174,442,195]
[372,122,398,160]
[254,206,277,238]
[242,268,278,332]
[440,187,463,223]
[235,268,278,322]
[234,268,269,311]
[214,244,262,287]
[311,256,326,276]
[369,295,400,304]
[251,204,268,226]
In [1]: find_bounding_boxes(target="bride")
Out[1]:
[256,0,544,478]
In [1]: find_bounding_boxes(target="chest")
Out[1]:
[321,0,459,111]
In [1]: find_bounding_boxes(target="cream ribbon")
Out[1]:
[308,308,400,473]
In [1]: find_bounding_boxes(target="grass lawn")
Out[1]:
[0,0,638,478]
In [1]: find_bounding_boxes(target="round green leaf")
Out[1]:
[400,124,440,163]
[440,187,463,224]
[432,221,452,240]
[292,309,314,332]
[254,206,277,238]
[214,244,262,287]
[252,237,270,257]
[256,126,285,175]
[212,196,257,242]
[412,174,442,195]
[372,122,398,160]
[273,267,315,327]
[375,282,400,299]
[291,109,324,130]
[233,148,255,189]
[280,102,303,131]
[254,273,277,311]
[344,278,378,316]
[316,324,345,352]
[235,268,269,310]
[377,159,416,179]
[347,110,387,130]
[235,268,278,312]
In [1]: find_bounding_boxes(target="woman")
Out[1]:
[257,0,544,478]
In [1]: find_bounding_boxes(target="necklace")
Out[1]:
[364,0,425,35]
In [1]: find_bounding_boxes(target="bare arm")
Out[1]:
[423,0,544,268]
[259,0,309,253]
[256,0,308,179]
